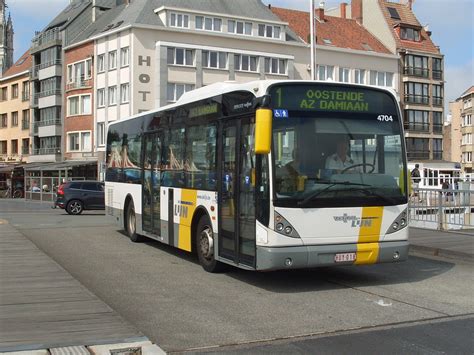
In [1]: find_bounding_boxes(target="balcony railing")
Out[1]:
[31,28,61,49]
[21,147,29,155]
[432,70,443,80]
[22,92,30,101]
[66,78,92,91]
[404,123,430,132]
[433,151,443,160]
[433,123,443,133]
[433,97,443,106]
[407,150,430,160]
[32,147,61,155]
[38,89,61,98]
[36,119,61,127]
[405,95,430,105]
[22,120,30,130]
[404,67,429,78]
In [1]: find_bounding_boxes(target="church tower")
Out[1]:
[0,0,14,75]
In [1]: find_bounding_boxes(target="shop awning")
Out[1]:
[23,160,98,171]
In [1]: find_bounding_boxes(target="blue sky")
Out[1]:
[7,0,474,112]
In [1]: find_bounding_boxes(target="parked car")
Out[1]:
[55,181,105,215]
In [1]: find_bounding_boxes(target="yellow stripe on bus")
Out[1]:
[178,189,197,252]
[355,206,383,265]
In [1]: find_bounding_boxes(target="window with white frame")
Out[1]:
[462,152,472,163]
[354,69,365,84]
[170,13,189,28]
[370,71,393,87]
[120,47,129,67]
[97,88,105,107]
[228,20,252,35]
[258,24,281,39]
[108,50,117,70]
[202,51,227,69]
[463,114,472,127]
[120,83,129,103]
[462,133,473,145]
[167,83,194,102]
[167,47,193,66]
[97,122,106,146]
[108,86,117,105]
[196,16,222,31]
[264,57,286,75]
[67,94,91,116]
[97,54,105,72]
[68,131,91,152]
[318,65,334,80]
[463,98,472,109]
[67,59,92,83]
[234,54,258,72]
[339,67,350,82]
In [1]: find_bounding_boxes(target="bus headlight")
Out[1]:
[385,209,408,235]
[274,212,300,239]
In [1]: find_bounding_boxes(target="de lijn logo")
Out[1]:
[333,213,377,228]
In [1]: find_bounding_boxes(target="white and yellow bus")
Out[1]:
[105,80,409,272]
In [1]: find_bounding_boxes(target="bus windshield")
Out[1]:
[270,84,407,208]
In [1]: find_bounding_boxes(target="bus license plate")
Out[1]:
[334,252,356,263]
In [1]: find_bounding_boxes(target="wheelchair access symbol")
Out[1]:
[273,109,289,118]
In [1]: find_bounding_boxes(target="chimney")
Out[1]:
[352,0,363,24]
[407,0,413,10]
[316,2,325,22]
[340,3,347,19]
[268,4,271,9]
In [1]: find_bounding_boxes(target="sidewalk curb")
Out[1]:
[409,244,474,263]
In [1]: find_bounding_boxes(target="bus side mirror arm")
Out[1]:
[255,108,272,154]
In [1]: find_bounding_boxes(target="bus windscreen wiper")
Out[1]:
[354,187,398,205]
[297,181,371,207]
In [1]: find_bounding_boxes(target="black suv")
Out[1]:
[56,181,105,215]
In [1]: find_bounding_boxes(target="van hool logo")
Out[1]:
[333,213,377,227]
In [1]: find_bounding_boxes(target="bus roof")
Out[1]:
[108,80,399,127]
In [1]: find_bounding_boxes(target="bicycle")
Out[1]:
[2,187,23,198]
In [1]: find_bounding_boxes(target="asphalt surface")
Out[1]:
[1,199,473,353]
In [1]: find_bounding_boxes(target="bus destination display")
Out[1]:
[270,84,397,115]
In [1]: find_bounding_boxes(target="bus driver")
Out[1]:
[325,137,358,173]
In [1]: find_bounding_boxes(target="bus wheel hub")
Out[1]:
[200,227,214,259]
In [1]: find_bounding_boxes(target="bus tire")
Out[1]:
[126,200,143,242]
[196,215,225,273]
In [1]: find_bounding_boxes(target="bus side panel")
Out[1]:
[105,182,142,230]
[160,187,218,252]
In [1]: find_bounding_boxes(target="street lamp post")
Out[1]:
[310,0,316,80]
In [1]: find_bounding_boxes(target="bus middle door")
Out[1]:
[218,117,256,268]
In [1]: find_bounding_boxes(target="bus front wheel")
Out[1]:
[196,216,225,273]
[126,200,143,242]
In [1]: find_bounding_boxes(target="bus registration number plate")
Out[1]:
[334,252,356,263]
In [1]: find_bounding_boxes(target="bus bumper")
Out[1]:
[255,241,408,271]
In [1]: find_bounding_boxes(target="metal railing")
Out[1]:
[403,67,429,78]
[22,120,30,130]
[66,78,92,91]
[405,95,430,105]
[32,147,61,155]
[36,119,61,127]
[31,28,61,49]
[38,89,61,98]
[409,186,474,230]
[404,123,430,132]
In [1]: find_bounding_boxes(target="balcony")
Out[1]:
[432,70,443,80]
[433,151,443,160]
[66,78,92,91]
[30,28,62,54]
[35,119,61,137]
[32,147,61,155]
[433,123,443,134]
[407,150,430,160]
[38,89,62,108]
[403,67,429,78]
[433,97,443,106]
[405,95,429,105]
[404,123,430,133]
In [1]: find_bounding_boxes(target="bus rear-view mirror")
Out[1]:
[255,108,272,154]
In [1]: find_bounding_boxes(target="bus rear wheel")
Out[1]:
[196,216,225,273]
[126,200,143,242]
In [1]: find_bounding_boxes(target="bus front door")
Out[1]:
[142,133,162,235]
[219,118,256,268]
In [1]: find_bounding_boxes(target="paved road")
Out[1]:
[1,202,473,353]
